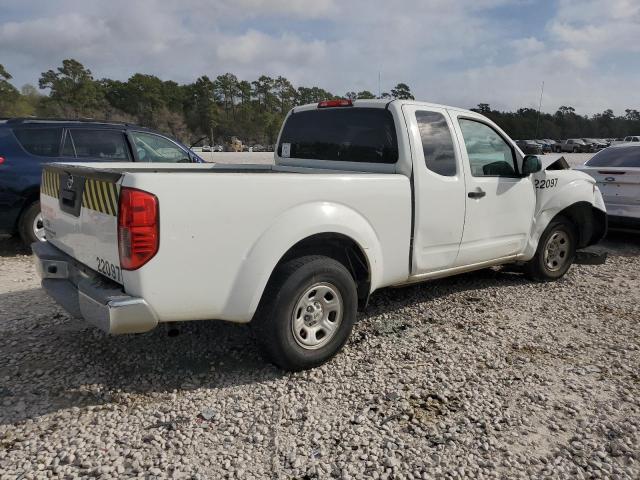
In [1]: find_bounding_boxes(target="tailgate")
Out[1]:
[41,164,124,284]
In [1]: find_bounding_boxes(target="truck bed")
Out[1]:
[40,162,412,323]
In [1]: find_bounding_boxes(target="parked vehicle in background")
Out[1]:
[624,136,640,143]
[575,144,640,229]
[34,99,606,371]
[582,138,607,151]
[0,118,203,246]
[535,140,552,153]
[252,144,265,152]
[201,145,212,152]
[555,139,591,153]
[213,145,224,152]
[516,140,543,154]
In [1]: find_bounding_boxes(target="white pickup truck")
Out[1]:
[34,99,607,370]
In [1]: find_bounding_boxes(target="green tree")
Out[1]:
[296,86,334,105]
[0,64,19,116]
[38,59,104,117]
[390,83,414,100]
[356,90,376,99]
[215,73,239,116]
[237,80,252,105]
[252,75,275,111]
[273,76,296,114]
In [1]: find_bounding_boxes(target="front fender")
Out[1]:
[222,201,384,322]
[523,171,603,259]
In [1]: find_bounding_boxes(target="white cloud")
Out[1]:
[511,37,545,55]
[216,30,326,66]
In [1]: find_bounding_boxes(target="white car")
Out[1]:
[575,144,640,229]
[33,99,607,370]
[612,136,640,146]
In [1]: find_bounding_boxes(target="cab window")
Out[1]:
[458,119,517,177]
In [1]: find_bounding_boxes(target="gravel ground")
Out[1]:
[0,231,639,479]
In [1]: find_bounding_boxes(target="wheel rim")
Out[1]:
[291,282,343,350]
[543,230,570,272]
[33,212,46,241]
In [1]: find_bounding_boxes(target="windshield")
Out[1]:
[586,147,640,168]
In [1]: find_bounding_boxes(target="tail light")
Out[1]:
[0,156,5,165]
[118,187,159,270]
[318,99,352,108]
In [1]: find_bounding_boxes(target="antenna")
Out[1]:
[535,81,545,139]
[378,72,381,99]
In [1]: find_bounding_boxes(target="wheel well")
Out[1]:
[553,202,607,248]
[277,233,371,310]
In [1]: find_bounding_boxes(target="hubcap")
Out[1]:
[33,213,46,242]
[291,282,343,350]
[543,230,570,271]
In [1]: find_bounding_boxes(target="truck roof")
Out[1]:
[291,99,478,116]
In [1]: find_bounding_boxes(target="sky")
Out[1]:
[0,0,638,115]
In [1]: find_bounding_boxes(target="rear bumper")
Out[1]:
[32,241,158,334]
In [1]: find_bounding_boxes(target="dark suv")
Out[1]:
[0,119,203,245]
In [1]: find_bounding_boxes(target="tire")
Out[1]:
[573,147,579,153]
[525,217,577,282]
[18,201,45,247]
[252,255,358,371]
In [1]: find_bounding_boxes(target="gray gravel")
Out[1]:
[0,232,639,479]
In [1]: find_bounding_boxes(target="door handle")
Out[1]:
[468,189,486,199]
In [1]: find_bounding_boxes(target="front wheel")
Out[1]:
[18,201,46,246]
[252,255,357,371]
[525,217,577,281]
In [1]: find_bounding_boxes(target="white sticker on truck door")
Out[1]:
[281,142,291,158]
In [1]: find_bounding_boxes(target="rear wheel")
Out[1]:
[572,147,579,153]
[253,255,357,371]
[525,217,577,281]
[18,201,45,247]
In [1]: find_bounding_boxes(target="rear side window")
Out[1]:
[12,127,62,157]
[586,147,640,168]
[415,111,456,176]
[69,129,130,160]
[277,108,398,164]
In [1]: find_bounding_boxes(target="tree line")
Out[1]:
[1,59,638,145]
[0,59,413,146]
[472,104,640,140]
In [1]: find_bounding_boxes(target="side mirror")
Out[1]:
[522,155,542,175]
